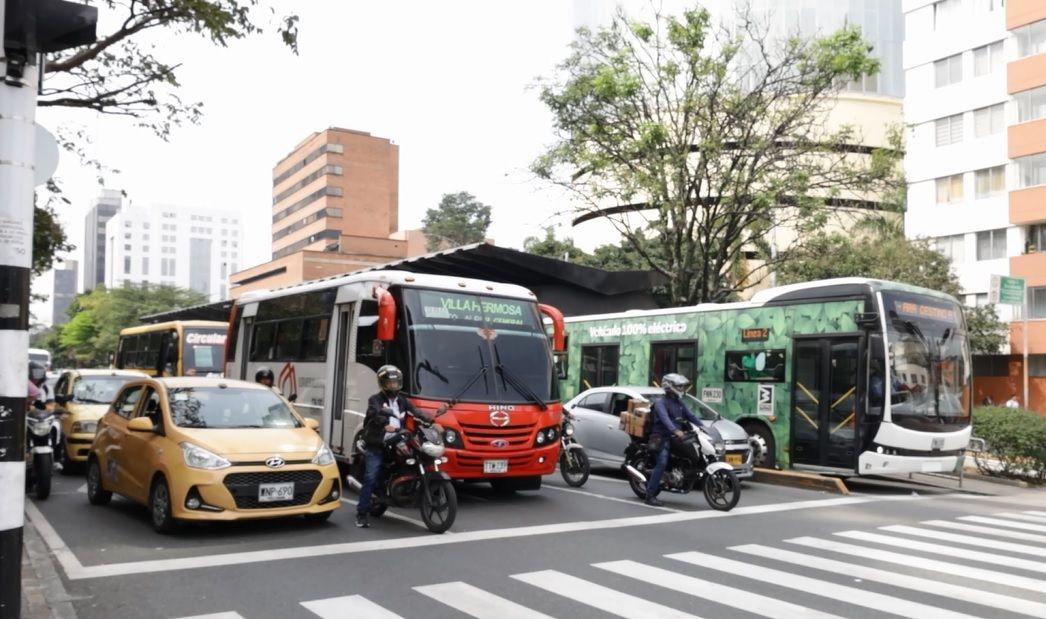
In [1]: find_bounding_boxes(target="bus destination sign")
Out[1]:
[740,327,770,342]
[890,300,958,323]
[420,291,528,327]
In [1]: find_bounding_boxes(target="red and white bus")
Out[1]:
[224,270,566,490]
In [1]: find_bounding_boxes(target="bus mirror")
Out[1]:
[554,352,568,380]
[539,303,565,351]
[855,312,879,329]
[374,287,396,341]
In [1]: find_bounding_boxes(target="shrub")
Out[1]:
[972,406,1046,484]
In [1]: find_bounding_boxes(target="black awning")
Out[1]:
[139,300,232,324]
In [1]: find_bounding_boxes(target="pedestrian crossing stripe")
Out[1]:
[172,510,1046,619]
[960,515,1046,533]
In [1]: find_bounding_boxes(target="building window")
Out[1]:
[1029,224,1046,252]
[142,223,150,230]
[934,53,963,87]
[124,232,132,240]
[1030,355,1046,377]
[973,41,1004,76]
[1032,287,1046,319]
[934,0,962,30]
[976,229,1007,260]
[975,166,1005,198]
[142,257,149,275]
[124,221,132,228]
[935,234,965,262]
[1018,152,1046,187]
[142,245,149,253]
[1016,85,1046,123]
[935,114,963,146]
[935,174,964,203]
[124,244,132,251]
[580,345,619,392]
[142,234,150,241]
[974,103,1004,137]
[221,263,228,278]
[974,0,1005,12]
[123,256,131,274]
[1016,19,1046,58]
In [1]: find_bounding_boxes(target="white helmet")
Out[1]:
[661,373,691,398]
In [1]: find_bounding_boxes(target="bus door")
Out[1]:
[791,336,862,470]
[329,300,382,458]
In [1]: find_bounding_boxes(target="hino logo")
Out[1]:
[489,411,511,427]
[490,439,509,448]
[265,456,285,469]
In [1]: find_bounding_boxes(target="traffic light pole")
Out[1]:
[0,1,38,613]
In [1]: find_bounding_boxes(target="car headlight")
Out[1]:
[421,442,445,458]
[312,442,335,466]
[563,422,574,436]
[714,440,726,456]
[180,442,231,470]
[72,420,97,434]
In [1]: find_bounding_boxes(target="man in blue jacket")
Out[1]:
[645,373,703,506]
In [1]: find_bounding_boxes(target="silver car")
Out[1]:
[563,386,754,480]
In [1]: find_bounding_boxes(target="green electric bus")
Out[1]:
[558,278,972,476]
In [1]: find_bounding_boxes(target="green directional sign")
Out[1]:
[990,274,1025,305]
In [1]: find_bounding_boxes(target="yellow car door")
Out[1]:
[101,384,145,499]
[120,388,165,503]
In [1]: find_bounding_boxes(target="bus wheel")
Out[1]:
[744,423,776,469]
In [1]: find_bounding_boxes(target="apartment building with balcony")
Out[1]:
[904,0,1046,411]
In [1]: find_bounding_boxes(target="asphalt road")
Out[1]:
[25,466,1046,619]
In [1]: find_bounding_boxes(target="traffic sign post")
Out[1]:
[990,274,1028,409]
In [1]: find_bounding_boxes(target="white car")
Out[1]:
[564,386,755,479]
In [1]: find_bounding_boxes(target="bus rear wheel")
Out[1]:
[744,423,776,469]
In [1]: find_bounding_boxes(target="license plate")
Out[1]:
[258,482,295,502]
[483,459,508,474]
[725,453,742,466]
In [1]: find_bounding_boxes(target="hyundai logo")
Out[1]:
[490,439,509,448]
[265,455,285,469]
[489,411,510,427]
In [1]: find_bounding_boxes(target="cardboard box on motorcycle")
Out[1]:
[619,399,651,438]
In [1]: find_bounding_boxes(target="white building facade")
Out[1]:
[104,204,243,302]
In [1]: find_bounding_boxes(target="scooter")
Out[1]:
[26,401,55,500]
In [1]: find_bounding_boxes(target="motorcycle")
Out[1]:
[349,409,457,534]
[622,420,740,511]
[26,402,55,500]
[558,411,590,487]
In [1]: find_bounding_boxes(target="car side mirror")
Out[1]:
[127,417,156,433]
[304,418,319,431]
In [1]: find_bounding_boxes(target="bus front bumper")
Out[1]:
[441,444,559,479]
[858,451,962,475]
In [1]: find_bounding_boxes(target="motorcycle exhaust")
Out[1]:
[345,475,362,491]
[624,465,647,485]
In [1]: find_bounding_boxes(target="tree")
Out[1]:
[58,283,208,365]
[422,192,492,251]
[534,6,888,305]
[33,194,74,277]
[523,227,587,262]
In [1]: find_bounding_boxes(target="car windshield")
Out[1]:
[644,392,719,421]
[182,329,227,375]
[167,387,301,429]
[72,376,134,404]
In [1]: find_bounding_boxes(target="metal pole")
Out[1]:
[0,5,39,612]
[1024,294,1030,410]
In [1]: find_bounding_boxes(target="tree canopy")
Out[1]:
[422,192,493,251]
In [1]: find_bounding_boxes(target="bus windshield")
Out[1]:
[183,328,227,376]
[881,292,971,433]
[400,288,555,405]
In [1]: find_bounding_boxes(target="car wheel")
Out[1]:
[744,422,776,469]
[86,457,111,506]
[149,476,178,534]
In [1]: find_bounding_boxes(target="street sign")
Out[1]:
[989,274,1025,305]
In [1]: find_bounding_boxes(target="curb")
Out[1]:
[958,470,1032,488]
[751,468,849,495]
[21,516,78,619]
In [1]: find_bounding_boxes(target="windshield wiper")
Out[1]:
[493,343,548,410]
[445,346,489,407]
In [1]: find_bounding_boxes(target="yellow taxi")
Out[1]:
[53,369,148,471]
[86,377,341,533]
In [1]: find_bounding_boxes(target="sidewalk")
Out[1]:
[19,519,77,619]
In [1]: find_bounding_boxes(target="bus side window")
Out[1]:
[355,301,382,372]
[867,334,885,417]
[250,323,276,361]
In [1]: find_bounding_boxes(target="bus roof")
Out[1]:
[119,320,227,335]
[234,269,539,305]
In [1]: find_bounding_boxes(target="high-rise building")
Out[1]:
[104,203,244,302]
[904,0,1045,411]
[82,189,123,292]
[51,260,77,325]
[230,127,426,298]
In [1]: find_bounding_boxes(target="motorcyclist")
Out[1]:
[255,366,275,388]
[29,361,49,404]
[355,365,444,528]
[644,373,703,507]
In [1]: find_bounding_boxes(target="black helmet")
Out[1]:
[377,364,403,396]
[28,361,46,387]
[661,373,691,398]
[255,366,274,384]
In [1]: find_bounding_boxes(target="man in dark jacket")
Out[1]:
[645,373,702,507]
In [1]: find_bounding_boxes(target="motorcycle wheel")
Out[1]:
[33,453,52,500]
[703,468,740,511]
[420,479,457,534]
[559,447,590,488]
[626,457,648,500]
[370,502,388,517]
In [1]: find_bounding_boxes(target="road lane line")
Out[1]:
[835,531,1046,574]
[595,559,845,619]
[1025,510,1046,517]
[786,536,1046,594]
[923,519,1046,544]
[338,498,450,533]
[414,581,556,619]
[512,569,703,619]
[542,484,682,512]
[880,525,1046,558]
[171,613,245,619]
[994,512,1046,525]
[960,516,1046,533]
[731,543,1046,618]
[301,594,405,618]
[668,551,986,619]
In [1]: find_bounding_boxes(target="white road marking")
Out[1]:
[512,569,703,619]
[732,543,1046,618]
[415,581,556,619]
[586,473,629,484]
[1025,510,1046,517]
[338,498,446,533]
[787,535,1046,594]
[880,524,1046,558]
[835,530,1046,574]
[595,559,845,619]
[960,516,1046,533]
[994,512,1046,525]
[77,483,86,494]
[171,613,245,619]
[23,501,87,579]
[301,594,404,618]
[923,519,1046,544]
[669,551,986,619]
[543,484,681,512]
